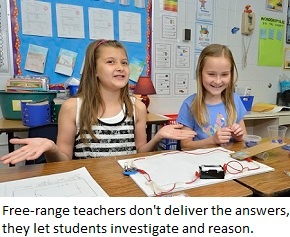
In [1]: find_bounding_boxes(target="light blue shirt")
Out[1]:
[177,93,247,140]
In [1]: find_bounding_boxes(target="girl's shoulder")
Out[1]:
[60,97,78,112]
[183,93,197,104]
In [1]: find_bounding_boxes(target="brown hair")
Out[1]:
[76,39,134,142]
[192,44,238,127]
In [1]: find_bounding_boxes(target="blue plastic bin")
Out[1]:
[68,85,79,96]
[240,96,254,111]
[21,101,51,127]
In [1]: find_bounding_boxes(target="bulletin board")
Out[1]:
[9,0,151,85]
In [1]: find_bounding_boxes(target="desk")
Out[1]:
[0,113,169,153]
[244,111,290,138]
[229,138,290,196]
[0,151,252,197]
[0,118,29,153]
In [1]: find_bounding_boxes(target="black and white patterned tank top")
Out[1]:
[73,98,137,159]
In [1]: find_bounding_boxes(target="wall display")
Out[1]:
[9,0,151,84]
[163,0,178,12]
[196,0,214,22]
[155,72,170,95]
[287,1,290,43]
[161,15,177,39]
[88,8,114,40]
[20,0,52,37]
[266,0,283,12]
[175,45,190,68]
[258,16,285,66]
[195,21,213,50]
[174,73,189,95]
[284,47,290,68]
[24,44,48,73]
[154,43,171,68]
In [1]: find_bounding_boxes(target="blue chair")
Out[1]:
[25,124,58,165]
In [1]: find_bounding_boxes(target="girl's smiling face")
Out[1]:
[96,46,129,91]
[202,56,231,103]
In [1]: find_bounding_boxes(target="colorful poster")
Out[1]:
[129,57,145,82]
[196,0,214,22]
[195,22,213,50]
[163,0,178,12]
[258,16,285,66]
[25,44,48,73]
[55,49,77,76]
[266,0,283,12]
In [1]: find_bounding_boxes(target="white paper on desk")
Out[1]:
[0,167,108,197]
[118,148,274,196]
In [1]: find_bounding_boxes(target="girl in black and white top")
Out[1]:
[1,40,195,164]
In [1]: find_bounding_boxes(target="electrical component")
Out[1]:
[199,165,225,179]
[123,162,138,176]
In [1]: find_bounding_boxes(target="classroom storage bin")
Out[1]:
[0,90,57,120]
[51,103,61,123]
[240,96,254,111]
[158,114,178,150]
[21,101,51,127]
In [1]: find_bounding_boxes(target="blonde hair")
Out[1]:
[192,44,238,127]
[76,39,133,142]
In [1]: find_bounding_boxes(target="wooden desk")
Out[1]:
[0,118,29,153]
[229,139,290,197]
[0,151,252,197]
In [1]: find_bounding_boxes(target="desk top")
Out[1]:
[0,118,28,132]
[230,138,290,196]
[0,151,252,197]
[244,110,290,120]
[146,113,169,125]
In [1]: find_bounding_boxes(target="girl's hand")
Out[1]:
[0,138,56,165]
[230,123,244,141]
[213,127,232,144]
[157,124,196,140]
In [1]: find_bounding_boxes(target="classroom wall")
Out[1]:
[149,0,290,115]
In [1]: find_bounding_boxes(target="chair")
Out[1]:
[25,124,58,165]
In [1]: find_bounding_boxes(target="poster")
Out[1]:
[195,22,213,50]
[25,44,48,73]
[258,16,285,66]
[266,0,283,12]
[196,0,214,22]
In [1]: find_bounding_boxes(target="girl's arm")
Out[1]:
[134,100,196,152]
[0,98,78,165]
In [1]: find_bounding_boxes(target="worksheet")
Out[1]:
[0,167,108,197]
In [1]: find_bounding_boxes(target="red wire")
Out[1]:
[224,159,260,174]
[133,150,260,196]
